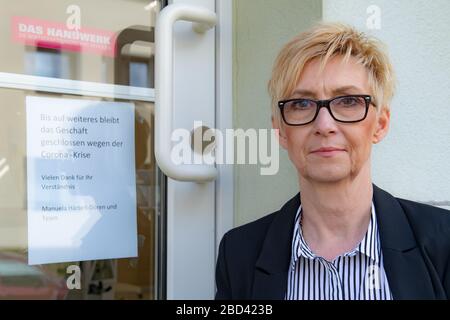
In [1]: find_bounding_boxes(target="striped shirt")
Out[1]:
[286,203,393,300]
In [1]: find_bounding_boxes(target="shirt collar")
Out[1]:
[357,202,381,263]
[290,202,381,270]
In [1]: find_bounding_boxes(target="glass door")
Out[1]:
[0,0,164,299]
[0,0,218,300]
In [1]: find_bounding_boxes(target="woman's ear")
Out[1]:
[272,115,288,149]
[372,107,390,144]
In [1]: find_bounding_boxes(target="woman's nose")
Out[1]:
[313,106,338,135]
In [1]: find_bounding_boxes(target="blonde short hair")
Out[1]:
[268,22,396,123]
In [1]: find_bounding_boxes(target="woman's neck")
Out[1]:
[298,167,373,261]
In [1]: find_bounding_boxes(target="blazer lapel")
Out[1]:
[252,193,300,299]
[373,184,437,299]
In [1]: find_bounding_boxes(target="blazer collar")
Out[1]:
[252,192,300,299]
[372,184,417,251]
[373,184,437,299]
[252,184,437,299]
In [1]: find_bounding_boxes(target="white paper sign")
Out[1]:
[26,96,137,265]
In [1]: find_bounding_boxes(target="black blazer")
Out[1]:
[215,185,450,299]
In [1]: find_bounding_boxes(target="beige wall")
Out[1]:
[233,0,322,226]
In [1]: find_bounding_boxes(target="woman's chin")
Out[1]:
[304,167,351,183]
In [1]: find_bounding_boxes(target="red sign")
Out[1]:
[11,16,117,57]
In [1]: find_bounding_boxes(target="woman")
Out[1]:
[215,22,450,300]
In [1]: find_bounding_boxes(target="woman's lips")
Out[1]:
[310,147,346,157]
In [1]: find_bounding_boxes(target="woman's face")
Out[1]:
[273,55,390,184]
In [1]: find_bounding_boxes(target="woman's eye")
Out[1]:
[343,98,356,104]
[338,97,360,106]
[292,100,312,109]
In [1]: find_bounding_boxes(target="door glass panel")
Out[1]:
[0,0,165,300]
[0,0,160,86]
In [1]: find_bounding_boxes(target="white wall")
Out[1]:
[323,0,450,209]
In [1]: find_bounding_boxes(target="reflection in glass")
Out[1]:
[25,49,70,79]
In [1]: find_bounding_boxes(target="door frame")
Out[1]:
[164,0,233,299]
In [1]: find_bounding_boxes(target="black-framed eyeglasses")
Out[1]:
[278,95,375,126]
